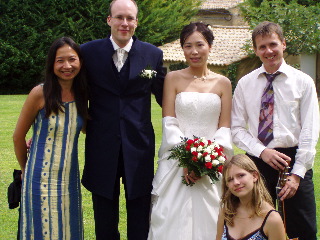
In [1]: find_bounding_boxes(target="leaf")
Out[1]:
[241,0,320,55]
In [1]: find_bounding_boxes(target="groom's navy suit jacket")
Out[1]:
[81,36,165,200]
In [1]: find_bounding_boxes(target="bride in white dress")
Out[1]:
[148,22,233,240]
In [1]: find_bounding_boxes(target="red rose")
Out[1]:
[187,139,194,145]
[200,142,205,147]
[215,147,223,156]
[192,151,198,156]
[217,165,223,173]
[210,155,216,160]
[185,145,191,151]
[192,156,198,162]
[194,143,199,147]
[202,152,208,157]
[205,162,213,169]
[207,140,212,145]
[194,138,199,141]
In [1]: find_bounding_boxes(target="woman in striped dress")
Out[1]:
[13,37,88,240]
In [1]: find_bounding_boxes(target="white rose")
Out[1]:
[207,145,214,151]
[197,146,203,152]
[200,137,206,142]
[218,156,226,163]
[200,137,208,146]
[204,148,211,154]
[212,160,219,166]
[205,155,211,162]
[191,147,197,152]
[197,152,202,159]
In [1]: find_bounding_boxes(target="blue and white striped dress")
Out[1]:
[20,102,84,240]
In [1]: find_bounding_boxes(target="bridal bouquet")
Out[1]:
[168,136,226,186]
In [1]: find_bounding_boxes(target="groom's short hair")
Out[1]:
[109,0,139,16]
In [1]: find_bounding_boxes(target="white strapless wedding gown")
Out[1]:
[148,92,233,240]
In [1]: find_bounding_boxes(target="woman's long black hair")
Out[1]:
[43,37,88,121]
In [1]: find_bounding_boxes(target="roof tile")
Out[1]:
[201,0,244,10]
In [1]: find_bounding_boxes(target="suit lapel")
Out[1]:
[129,40,145,81]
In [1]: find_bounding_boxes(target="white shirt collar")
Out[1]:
[258,59,290,77]
[110,36,133,53]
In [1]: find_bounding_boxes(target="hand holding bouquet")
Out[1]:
[168,136,226,186]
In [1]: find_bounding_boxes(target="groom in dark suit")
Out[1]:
[80,0,165,239]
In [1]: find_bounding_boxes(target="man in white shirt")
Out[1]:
[231,21,319,240]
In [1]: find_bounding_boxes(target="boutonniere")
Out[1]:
[139,66,157,79]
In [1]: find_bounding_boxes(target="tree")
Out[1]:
[0,0,201,94]
[246,0,320,7]
[240,0,320,55]
[0,0,110,93]
[136,0,202,46]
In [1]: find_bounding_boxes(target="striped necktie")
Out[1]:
[257,72,280,146]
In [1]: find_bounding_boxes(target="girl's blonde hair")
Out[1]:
[221,154,273,226]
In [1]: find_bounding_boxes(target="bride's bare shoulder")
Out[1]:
[210,72,230,82]
[165,69,189,85]
[166,69,188,78]
[209,72,232,90]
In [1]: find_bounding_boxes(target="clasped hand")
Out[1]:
[260,148,300,200]
[260,148,290,171]
[278,174,300,200]
[183,168,201,185]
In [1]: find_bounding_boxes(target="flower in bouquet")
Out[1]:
[139,65,157,79]
[168,136,226,186]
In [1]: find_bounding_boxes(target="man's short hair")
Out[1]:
[109,0,138,16]
[252,21,284,48]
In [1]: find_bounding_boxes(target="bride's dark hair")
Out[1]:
[180,22,214,47]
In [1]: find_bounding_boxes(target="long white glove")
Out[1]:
[213,127,234,161]
[152,116,184,195]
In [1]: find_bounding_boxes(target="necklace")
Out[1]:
[193,71,209,81]
[193,75,207,81]
[189,68,209,82]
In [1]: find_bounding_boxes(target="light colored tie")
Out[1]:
[116,48,125,72]
[257,72,281,146]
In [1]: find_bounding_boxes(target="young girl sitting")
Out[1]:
[216,154,286,240]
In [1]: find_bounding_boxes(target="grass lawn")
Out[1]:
[0,95,319,239]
